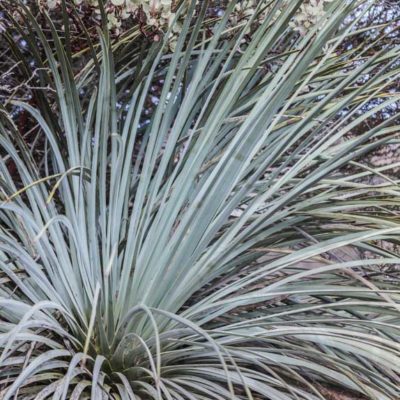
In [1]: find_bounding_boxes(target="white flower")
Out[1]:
[290,0,331,35]
[47,0,59,9]
[111,0,125,6]
[107,11,122,30]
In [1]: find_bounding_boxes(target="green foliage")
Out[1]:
[1,1,400,398]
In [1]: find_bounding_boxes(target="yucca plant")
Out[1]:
[1,0,400,398]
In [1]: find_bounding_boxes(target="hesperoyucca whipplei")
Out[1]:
[1,1,400,399]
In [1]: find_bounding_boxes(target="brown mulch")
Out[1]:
[318,386,367,400]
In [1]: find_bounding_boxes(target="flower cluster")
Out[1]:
[111,0,181,31]
[43,0,335,38]
[289,0,334,36]
[45,0,185,34]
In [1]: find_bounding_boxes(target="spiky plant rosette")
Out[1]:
[1,0,400,398]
